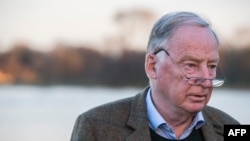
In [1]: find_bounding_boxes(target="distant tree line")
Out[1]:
[0,44,148,87]
[0,43,249,88]
[219,45,250,88]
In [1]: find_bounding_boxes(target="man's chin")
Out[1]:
[187,103,206,113]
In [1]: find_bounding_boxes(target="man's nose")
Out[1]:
[199,66,214,87]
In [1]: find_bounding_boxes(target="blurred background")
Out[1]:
[0,0,250,141]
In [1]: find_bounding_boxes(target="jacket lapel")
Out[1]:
[126,87,151,141]
[202,108,224,141]
[202,123,223,141]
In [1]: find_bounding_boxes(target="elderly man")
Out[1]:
[70,11,240,141]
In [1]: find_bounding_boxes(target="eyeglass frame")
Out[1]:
[153,48,226,87]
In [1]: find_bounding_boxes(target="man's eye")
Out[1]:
[186,63,196,68]
[209,65,217,70]
[183,63,197,73]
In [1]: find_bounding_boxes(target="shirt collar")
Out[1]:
[146,88,205,131]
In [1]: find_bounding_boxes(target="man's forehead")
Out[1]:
[165,27,219,57]
[167,26,218,45]
[179,53,219,63]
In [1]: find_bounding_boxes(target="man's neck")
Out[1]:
[151,91,196,139]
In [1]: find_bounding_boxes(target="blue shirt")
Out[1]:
[146,88,205,140]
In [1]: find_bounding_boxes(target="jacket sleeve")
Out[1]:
[70,114,95,141]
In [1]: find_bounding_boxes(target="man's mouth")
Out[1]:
[188,94,207,102]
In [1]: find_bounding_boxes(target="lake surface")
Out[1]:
[0,85,249,141]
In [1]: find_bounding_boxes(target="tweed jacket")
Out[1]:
[70,86,240,141]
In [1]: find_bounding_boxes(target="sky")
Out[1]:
[0,0,250,52]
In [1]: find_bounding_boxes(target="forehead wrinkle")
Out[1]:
[178,54,219,64]
[179,54,202,63]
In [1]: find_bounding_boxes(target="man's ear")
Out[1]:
[145,54,157,79]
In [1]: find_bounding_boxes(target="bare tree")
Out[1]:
[113,8,156,51]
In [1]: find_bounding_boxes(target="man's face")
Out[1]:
[149,25,219,114]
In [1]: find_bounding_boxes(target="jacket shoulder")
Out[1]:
[80,97,133,124]
[203,106,240,124]
[71,96,136,141]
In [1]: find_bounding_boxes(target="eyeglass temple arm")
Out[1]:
[217,66,227,82]
[153,48,170,55]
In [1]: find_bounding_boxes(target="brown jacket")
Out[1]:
[70,87,240,141]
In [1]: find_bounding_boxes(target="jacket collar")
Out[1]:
[126,86,151,141]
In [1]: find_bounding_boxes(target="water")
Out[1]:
[0,85,249,141]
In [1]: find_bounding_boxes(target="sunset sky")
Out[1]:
[0,0,250,52]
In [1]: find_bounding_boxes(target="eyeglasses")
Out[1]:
[153,48,226,87]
